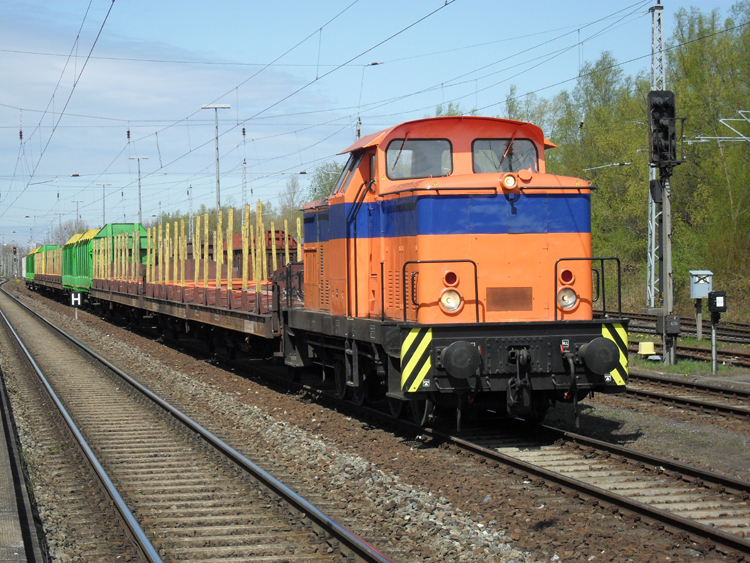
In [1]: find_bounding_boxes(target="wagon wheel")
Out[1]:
[411,397,435,427]
[334,360,349,399]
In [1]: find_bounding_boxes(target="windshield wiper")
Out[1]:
[503,130,519,171]
[391,130,411,170]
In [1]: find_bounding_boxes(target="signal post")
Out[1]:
[647,90,685,365]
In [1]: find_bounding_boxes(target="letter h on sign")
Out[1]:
[71,292,82,307]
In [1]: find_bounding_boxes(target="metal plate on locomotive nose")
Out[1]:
[400,327,433,393]
[601,323,628,385]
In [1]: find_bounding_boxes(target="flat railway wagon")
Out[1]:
[25,244,62,290]
[26,116,629,428]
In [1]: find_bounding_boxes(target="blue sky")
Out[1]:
[0,0,734,246]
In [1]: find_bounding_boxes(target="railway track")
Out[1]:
[11,284,750,559]
[626,371,750,419]
[598,309,750,343]
[628,340,750,368]
[279,367,750,556]
[163,337,750,556]
[440,424,750,556]
[0,284,391,563]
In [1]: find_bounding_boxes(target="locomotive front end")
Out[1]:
[378,119,629,423]
[287,115,628,428]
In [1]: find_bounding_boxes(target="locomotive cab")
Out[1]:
[288,116,628,428]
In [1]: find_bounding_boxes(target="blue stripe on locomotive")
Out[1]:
[303,193,590,242]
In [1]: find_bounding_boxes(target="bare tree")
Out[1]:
[279,174,304,232]
[52,219,89,245]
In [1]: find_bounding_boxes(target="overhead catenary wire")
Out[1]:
[7,2,747,230]
[102,15,750,226]
[0,0,116,222]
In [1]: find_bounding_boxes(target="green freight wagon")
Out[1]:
[67,228,102,293]
[25,247,40,284]
[62,233,84,291]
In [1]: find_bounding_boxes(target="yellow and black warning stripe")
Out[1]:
[602,323,628,386]
[401,327,433,393]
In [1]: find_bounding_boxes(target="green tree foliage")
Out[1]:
[308,161,344,201]
[434,102,477,117]
[667,3,750,297]
[503,2,750,317]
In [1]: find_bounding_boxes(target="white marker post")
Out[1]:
[71,292,81,320]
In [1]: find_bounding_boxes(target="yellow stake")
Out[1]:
[216,210,223,290]
[250,225,256,279]
[194,215,200,289]
[296,217,302,262]
[284,219,290,266]
[173,222,178,287]
[271,221,277,272]
[158,224,163,286]
[227,208,234,295]
[242,205,249,290]
[146,228,151,284]
[180,220,186,288]
[203,213,209,289]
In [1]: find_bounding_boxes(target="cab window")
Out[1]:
[386,139,452,180]
[332,153,364,195]
[472,138,538,173]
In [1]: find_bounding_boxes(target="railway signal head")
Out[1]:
[12,246,16,256]
[647,90,677,166]
[708,291,727,314]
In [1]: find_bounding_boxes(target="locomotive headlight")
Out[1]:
[440,289,462,312]
[556,287,578,309]
[502,174,517,189]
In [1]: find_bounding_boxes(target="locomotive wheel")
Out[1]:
[523,394,550,424]
[334,360,349,399]
[411,397,435,427]
[387,396,406,419]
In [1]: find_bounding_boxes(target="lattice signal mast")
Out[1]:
[646,1,665,309]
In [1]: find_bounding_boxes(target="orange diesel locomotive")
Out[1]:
[284,116,628,427]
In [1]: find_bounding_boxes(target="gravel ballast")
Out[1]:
[5,283,748,562]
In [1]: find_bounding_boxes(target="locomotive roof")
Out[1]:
[339,116,556,155]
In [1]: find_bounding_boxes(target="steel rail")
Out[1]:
[0,332,45,562]
[0,306,163,563]
[625,371,750,418]
[629,371,750,398]
[206,344,750,556]
[626,387,750,418]
[629,341,750,367]
[13,281,750,556]
[597,310,750,342]
[424,424,750,555]
[1,285,393,563]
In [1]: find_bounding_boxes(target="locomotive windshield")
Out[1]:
[386,139,452,180]
[472,138,538,173]
[332,153,363,195]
